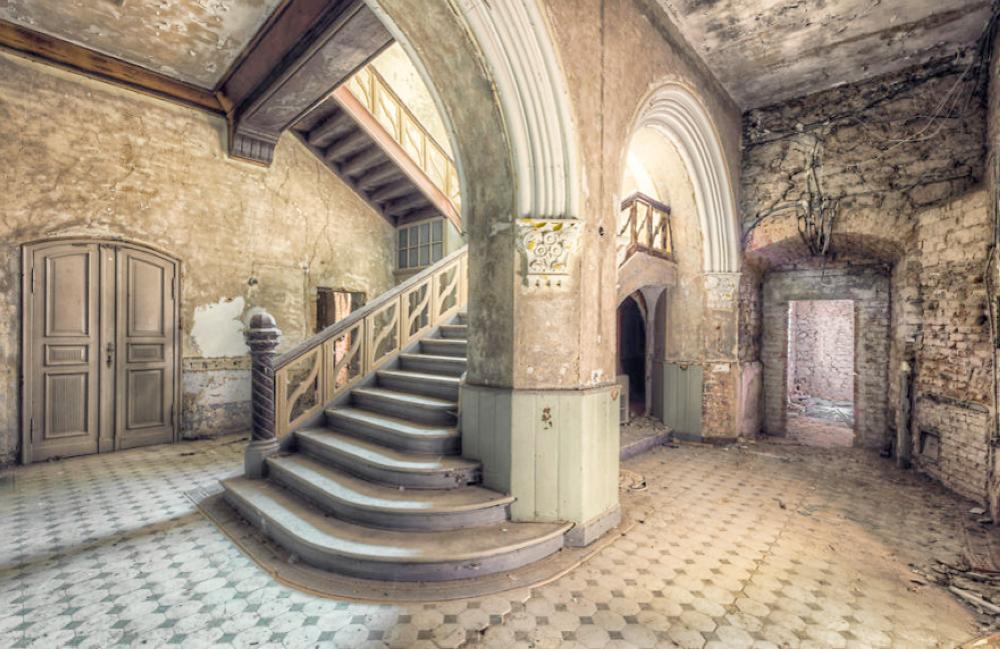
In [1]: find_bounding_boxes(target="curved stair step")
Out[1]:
[376,369,460,401]
[399,352,467,377]
[296,427,479,489]
[325,406,459,454]
[222,477,570,581]
[419,338,467,357]
[351,387,457,425]
[266,455,513,530]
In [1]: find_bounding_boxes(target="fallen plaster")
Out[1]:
[190,296,250,358]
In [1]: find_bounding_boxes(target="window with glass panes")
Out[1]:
[397,219,444,270]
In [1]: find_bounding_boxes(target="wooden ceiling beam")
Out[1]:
[0,20,224,114]
[223,0,393,166]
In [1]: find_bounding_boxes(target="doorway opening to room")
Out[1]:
[785,299,855,447]
[617,294,647,419]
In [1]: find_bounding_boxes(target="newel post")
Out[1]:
[245,313,281,478]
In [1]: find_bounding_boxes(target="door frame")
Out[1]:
[21,237,182,464]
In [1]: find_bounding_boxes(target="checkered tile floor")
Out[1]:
[0,435,981,648]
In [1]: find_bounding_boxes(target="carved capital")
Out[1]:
[704,272,741,310]
[515,218,582,289]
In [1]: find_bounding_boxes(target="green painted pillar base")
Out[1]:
[460,382,621,544]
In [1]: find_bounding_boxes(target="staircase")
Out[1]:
[292,66,461,232]
[223,305,571,582]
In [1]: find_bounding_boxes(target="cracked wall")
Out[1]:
[0,50,395,464]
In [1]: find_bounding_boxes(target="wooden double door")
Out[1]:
[22,240,180,463]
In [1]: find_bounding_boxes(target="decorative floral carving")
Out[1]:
[515,218,582,288]
[705,272,740,310]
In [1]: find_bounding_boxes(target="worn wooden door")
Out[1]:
[116,247,177,450]
[26,242,103,461]
[23,240,179,463]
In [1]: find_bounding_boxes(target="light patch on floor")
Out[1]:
[0,435,981,648]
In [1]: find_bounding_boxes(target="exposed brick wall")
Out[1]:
[742,54,993,502]
[787,300,854,402]
[762,264,891,449]
[910,190,993,501]
[702,362,738,441]
[743,56,986,252]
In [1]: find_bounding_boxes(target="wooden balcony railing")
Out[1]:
[247,247,467,451]
[345,65,461,214]
[619,192,673,262]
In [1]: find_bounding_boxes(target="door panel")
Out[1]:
[29,243,101,461]
[24,240,180,463]
[116,247,177,450]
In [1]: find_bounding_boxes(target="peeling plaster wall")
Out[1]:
[0,0,285,88]
[655,0,991,108]
[0,51,395,463]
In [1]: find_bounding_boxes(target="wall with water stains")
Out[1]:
[0,50,396,464]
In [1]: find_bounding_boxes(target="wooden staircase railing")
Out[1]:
[619,192,673,263]
[342,65,461,216]
[243,247,468,475]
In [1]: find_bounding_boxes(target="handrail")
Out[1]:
[621,191,671,215]
[262,246,468,440]
[618,193,673,262]
[345,65,461,214]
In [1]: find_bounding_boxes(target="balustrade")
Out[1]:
[618,192,673,262]
[345,65,461,212]
[244,247,468,476]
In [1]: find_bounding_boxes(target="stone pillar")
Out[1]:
[245,313,281,478]
[461,217,623,548]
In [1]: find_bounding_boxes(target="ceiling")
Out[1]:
[655,0,993,108]
[0,0,284,88]
[1,0,992,106]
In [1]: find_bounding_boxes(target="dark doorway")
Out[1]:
[618,295,647,417]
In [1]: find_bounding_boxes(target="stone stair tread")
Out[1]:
[224,477,570,563]
[268,454,514,513]
[297,427,478,474]
[377,369,461,384]
[326,406,458,440]
[400,352,467,363]
[353,386,457,409]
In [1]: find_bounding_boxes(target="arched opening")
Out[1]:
[749,235,899,451]
[615,81,743,441]
[617,294,647,419]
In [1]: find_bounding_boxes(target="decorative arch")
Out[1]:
[630,83,741,273]
[370,0,580,221]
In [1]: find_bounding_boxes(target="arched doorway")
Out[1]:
[617,294,647,419]
[21,238,181,463]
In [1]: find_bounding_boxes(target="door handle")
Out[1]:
[106,342,114,368]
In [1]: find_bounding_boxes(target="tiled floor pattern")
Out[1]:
[0,435,981,648]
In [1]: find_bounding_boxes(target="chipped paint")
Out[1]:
[190,297,250,358]
[0,0,285,88]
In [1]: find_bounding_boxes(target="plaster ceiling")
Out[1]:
[0,0,285,88]
[655,0,993,108]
